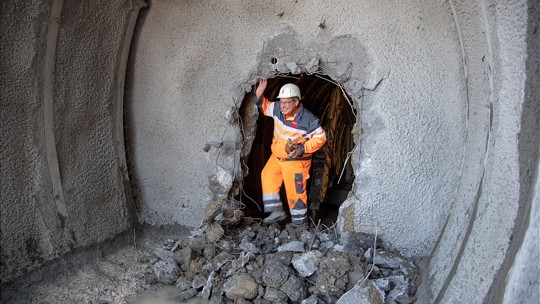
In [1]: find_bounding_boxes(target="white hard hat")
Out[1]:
[277,83,301,99]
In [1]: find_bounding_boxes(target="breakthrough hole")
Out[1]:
[238,74,357,226]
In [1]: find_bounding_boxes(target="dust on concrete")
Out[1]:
[0,225,191,304]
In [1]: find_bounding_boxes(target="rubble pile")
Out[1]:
[144,220,420,303]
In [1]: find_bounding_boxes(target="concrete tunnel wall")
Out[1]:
[0,0,145,282]
[1,0,538,303]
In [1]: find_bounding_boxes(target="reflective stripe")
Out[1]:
[290,208,307,216]
[273,117,308,136]
[307,127,326,139]
[262,193,280,201]
[292,216,307,223]
[264,201,283,212]
[264,202,282,208]
[273,127,302,142]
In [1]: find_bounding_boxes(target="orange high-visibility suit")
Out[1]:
[257,96,327,225]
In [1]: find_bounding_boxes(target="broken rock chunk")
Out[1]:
[201,271,217,300]
[176,288,197,302]
[316,256,350,296]
[223,273,259,300]
[191,274,207,289]
[264,287,288,302]
[152,259,180,284]
[173,246,193,272]
[336,280,384,304]
[301,294,320,304]
[277,241,305,253]
[280,274,307,302]
[373,251,407,269]
[262,261,291,288]
[153,248,173,260]
[292,250,322,277]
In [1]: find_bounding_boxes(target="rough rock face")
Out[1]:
[141,220,420,303]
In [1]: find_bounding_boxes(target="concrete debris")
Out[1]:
[292,250,322,277]
[301,294,320,304]
[277,241,305,252]
[239,238,260,254]
[176,279,192,291]
[208,166,233,198]
[304,57,320,74]
[206,221,224,242]
[286,62,301,74]
[145,221,420,303]
[224,273,259,300]
[173,246,193,271]
[203,198,223,224]
[316,255,350,296]
[373,277,391,291]
[191,274,207,289]
[373,251,407,269]
[152,259,180,284]
[264,287,288,302]
[336,280,384,304]
[364,247,373,262]
[176,288,198,302]
[281,274,308,302]
[262,261,291,288]
[153,247,173,260]
[201,271,216,300]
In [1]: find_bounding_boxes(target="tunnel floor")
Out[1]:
[0,225,192,304]
[1,217,421,304]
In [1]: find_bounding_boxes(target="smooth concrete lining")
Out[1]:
[1,1,538,303]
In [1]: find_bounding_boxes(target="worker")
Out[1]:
[255,79,327,227]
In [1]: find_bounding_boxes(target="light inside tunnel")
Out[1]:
[238,74,357,225]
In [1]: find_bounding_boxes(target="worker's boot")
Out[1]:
[263,210,287,224]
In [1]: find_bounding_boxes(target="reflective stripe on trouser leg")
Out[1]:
[291,199,307,225]
[281,158,311,224]
[261,155,284,213]
[263,193,282,212]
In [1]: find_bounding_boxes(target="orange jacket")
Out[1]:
[258,96,327,160]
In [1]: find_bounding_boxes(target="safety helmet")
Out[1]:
[277,83,301,100]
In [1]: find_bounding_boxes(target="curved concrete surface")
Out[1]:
[1,0,538,303]
[1,0,144,281]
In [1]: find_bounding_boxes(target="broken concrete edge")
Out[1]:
[202,39,374,221]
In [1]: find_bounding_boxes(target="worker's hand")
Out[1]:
[285,138,297,154]
[287,144,303,158]
[255,79,267,99]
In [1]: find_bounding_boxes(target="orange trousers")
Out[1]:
[261,154,311,225]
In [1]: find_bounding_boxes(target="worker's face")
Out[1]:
[279,98,299,115]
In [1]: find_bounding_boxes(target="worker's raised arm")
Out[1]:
[254,79,273,117]
[255,79,267,100]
